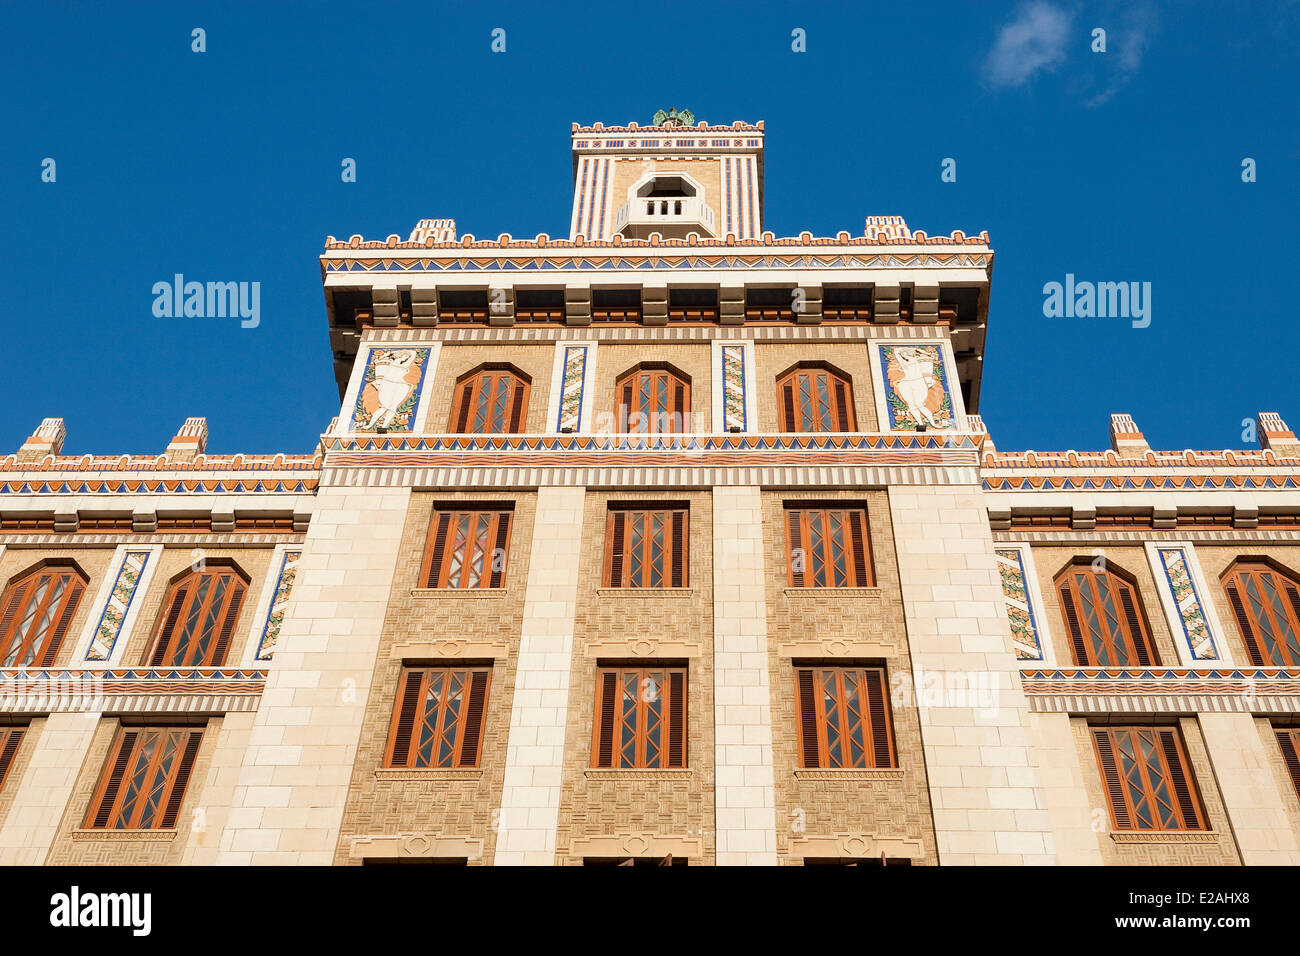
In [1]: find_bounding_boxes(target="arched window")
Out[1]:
[617,365,689,434]
[1222,559,1300,666]
[777,365,856,432]
[146,562,249,667]
[449,366,530,434]
[1055,561,1159,666]
[0,560,87,668]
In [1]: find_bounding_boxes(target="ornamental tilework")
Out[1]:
[721,345,746,431]
[995,548,1044,661]
[350,348,429,433]
[255,550,302,661]
[880,345,954,430]
[1157,548,1219,660]
[557,346,588,432]
[85,551,151,662]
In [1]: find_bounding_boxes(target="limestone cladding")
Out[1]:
[333,490,535,865]
[215,486,413,864]
[760,489,939,864]
[554,489,715,865]
[887,484,1055,865]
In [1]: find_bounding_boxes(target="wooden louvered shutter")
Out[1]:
[796,668,820,768]
[1276,730,1300,802]
[41,576,85,667]
[160,731,202,828]
[787,511,805,586]
[863,669,893,768]
[458,671,489,767]
[781,383,796,431]
[1093,730,1131,829]
[1059,583,1091,665]
[0,728,24,788]
[1224,582,1264,665]
[210,582,245,666]
[151,584,190,666]
[0,581,31,659]
[453,380,474,433]
[667,671,686,768]
[673,380,686,430]
[508,380,527,432]
[388,670,425,767]
[607,512,626,587]
[620,380,634,431]
[833,379,851,431]
[488,513,511,588]
[1119,585,1152,665]
[1159,729,1201,828]
[670,511,686,587]
[425,512,452,587]
[91,730,137,828]
[596,671,617,768]
[848,512,870,586]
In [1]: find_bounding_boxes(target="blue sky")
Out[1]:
[1,1,1296,455]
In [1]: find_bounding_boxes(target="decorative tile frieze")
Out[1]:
[1153,546,1220,661]
[720,344,747,432]
[254,550,301,661]
[348,347,432,433]
[557,345,589,432]
[995,548,1045,661]
[84,550,152,662]
[0,667,267,713]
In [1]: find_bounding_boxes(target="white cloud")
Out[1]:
[984,2,1073,88]
[1084,2,1157,107]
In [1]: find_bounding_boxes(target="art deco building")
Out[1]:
[1,112,1299,866]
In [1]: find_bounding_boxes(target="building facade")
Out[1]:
[2,114,1299,866]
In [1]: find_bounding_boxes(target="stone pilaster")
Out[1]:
[712,486,777,865]
[0,713,99,865]
[1200,713,1300,864]
[888,484,1056,864]
[216,486,412,864]
[493,486,586,865]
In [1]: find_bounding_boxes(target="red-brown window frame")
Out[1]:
[603,507,688,588]
[591,665,687,769]
[777,364,856,432]
[385,666,491,769]
[448,366,531,434]
[616,365,690,434]
[84,726,203,830]
[0,559,88,668]
[145,562,249,667]
[794,665,896,769]
[0,725,25,790]
[784,506,873,588]
[421,508,513,589]
[1055,561,1159,667]
[1275,727,1300,805]
[1091,725,1207,831]
[1221,559,1300,667]
[146,561,248,665]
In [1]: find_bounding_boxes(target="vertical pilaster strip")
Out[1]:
[712,486,777,865]
[0,713,99,865]
[888,485,1055,865]
[216,486,412,864]
[494,485,586,865]
[1200,713,1300,864]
